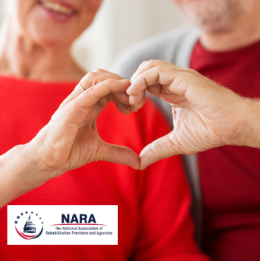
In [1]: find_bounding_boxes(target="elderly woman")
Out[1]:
[0,0,208,260]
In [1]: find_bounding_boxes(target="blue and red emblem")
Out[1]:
[14,211,44,240]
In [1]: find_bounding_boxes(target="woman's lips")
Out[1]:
[38,0,77,22]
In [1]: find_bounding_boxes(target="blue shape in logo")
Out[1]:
[15,211,44,240]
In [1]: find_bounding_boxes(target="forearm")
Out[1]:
[0,144,55,208]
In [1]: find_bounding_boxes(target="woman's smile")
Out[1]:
[0,0,103,47]
[37,0,78,22]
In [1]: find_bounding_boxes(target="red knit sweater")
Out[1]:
[0,75,208,261]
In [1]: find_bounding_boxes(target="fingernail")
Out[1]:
[126,86,132,95]
[120,79,131,84]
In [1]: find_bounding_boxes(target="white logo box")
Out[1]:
[8,205,118,245]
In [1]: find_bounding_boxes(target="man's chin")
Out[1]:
[192,20,235,34]
[176,0,247,34]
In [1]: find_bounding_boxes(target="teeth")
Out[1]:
[40,1,74,15]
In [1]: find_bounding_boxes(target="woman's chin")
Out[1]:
[26,5,78,48]
[27,23,72,48]
[29,33,70,48]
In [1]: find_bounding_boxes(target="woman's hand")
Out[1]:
[0,70,140,208]
[127,60,259,170]
[27,69,140,177]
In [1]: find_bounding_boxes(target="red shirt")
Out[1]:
[190,40,260,260]
[0,76,208,261]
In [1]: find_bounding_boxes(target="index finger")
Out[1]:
[60,70,123,109]
[73,79,131,109]
[127,66,166,96]
[127,65,190,98]
[130,60,174,82]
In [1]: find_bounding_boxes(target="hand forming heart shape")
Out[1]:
[26,60,256,177]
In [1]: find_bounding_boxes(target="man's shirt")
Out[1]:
[191,39,260,260]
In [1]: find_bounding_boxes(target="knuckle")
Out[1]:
[147,59,160,67]
[83,72,98,86]
[141,60,148,66]
[185,68,197,75]
[87,71,97,79]
[139,61,148,69]
[82,72,98,86]
[94,68,104,73]
[148,59,156,66]
[104,79,115,85]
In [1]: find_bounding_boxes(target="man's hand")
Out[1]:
[127,60,259,170]
[27,69,140,179]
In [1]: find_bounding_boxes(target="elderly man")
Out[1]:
[112,0,260,260]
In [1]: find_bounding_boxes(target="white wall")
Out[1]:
[72,0,185,71]
[0,0,185,71]
[0,1,4,24]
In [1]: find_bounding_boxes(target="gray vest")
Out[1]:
[112,24,203,244]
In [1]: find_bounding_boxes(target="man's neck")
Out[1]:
[200,7,260,52]
[0,20,85,82]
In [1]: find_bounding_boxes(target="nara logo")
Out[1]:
[14,211,44,240]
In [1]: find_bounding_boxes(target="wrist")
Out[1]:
[0,146,26,207]
[0,143,62,208]
[0,144,47,207]
[235,98,260,148]
[25,141,64,180]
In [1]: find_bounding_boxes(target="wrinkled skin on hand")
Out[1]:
[27,69,140,178]
[127,60,250,170]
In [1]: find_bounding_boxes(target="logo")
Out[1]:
[8,205,118,245]
[14,211,44,240]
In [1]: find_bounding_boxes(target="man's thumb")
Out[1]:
[139,133,178,170]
